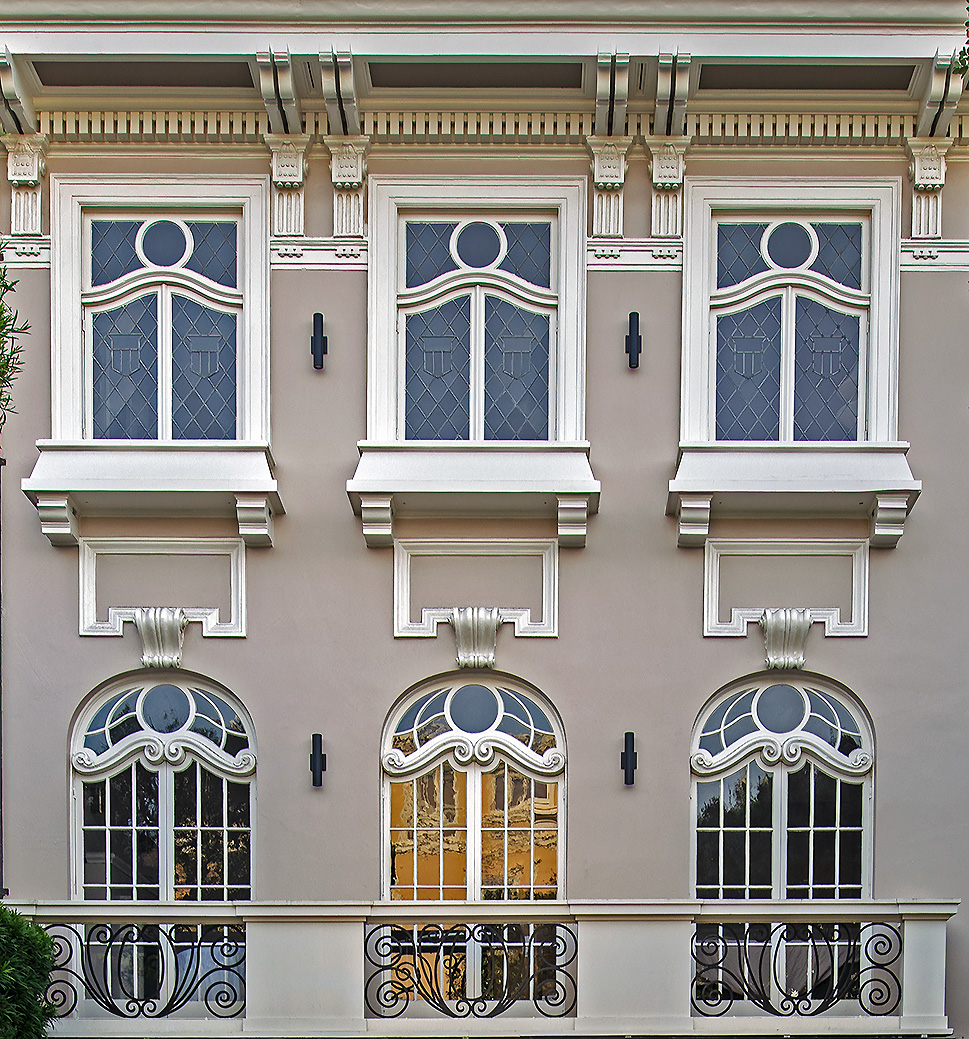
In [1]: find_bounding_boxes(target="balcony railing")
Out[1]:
[10,898,956,1037]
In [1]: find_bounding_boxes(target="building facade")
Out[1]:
[0,1,966,1035]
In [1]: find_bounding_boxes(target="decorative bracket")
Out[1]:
[557,496,589,548]
[594,51,629,136]
[3,133,48,235]
[643,136,690,238]
[359,494,394,548]
[321,49,360,135]
[325,135,369,239]
[654,53,691,137]
[255,48,302,135]
[235,494,275,547]
[265,133,311,236]
[0,47,37,134]
[676,494,711,548]
[906,137,950,240]
[449,606,501,669]
[760,608,813,670]
[914,50,964,139]
[585,136,633,239]
[134,607,188,668]
[870,493,910,548]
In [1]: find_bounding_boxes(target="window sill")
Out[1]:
[667,442,920,547]
[22,441,284,547]
[347,441,600,547]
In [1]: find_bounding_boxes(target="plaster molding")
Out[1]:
[676,494,711,548]
[394,538,558,638]
[3,133,48,235]
[449,606,501,669]
[79,537,246,637]
[359,494,394,548]
[34,493,79,546]
[585,136,632,239]
[270,236,368,269]
[760,607,813,669]
[906,137,950,239]
[643,135,690,237]
[691,733,872,780]
[382,730,565,780]
[325,135,369,238]
[235,494,275,547]
[72,733,256,779]
[557,496,589,548]
[869,492,910,548]
[264,132,311,236]
[134,607,188,669]
[901,238,969,270]
[703,538,869,637]
[586,237,682,270]
[0,47,36,134]
[0,234,49,266]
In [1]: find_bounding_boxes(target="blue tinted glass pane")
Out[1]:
[498,223,551,287]
[793,297,859,441]
[186,222,238,288]
[141,220,187,267]
[91,221,142,285]
[172,296,237,439]
[405,296,471,439]
[405,223,458,287]
[716,297,782,440]
[484,296,549,440]
[93,295,158,438]
[810,223,863,290]
[765,222,812,268]
[455,222,501,267]
[717,223,769,288]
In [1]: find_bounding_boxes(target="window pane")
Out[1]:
[405,222,458,286]
[109,768,133,827]
[787,830,810,888]
[84,829,106,885]
[405,296,471,439]
[696,782,720,827]
[136,830,159,891]
[174,762,197,827]
[200,768,224,828]
[226,780,249,828]
[841,781,863,828]
[814,770,838,828]
[185,221,237,288]
[788,763,811,828]
[811,223,863,290]
[483,297,549,440]
[716,297,782,440]
[749,831,772,887]
[172,295,237,439]
[84,781,105,826]
[722,769,747,828]
[498,223,551,287]
[748,765,772,827]
[93,295,158,439]
[696,830,719,888]
[201,829,225,888]
[722,831,746,886]
[840,830,862,890]
[135,763,157,827]
[174,828,198,894]
[717,223,769,288]
[91,220,142,285]
[793,297,859,441]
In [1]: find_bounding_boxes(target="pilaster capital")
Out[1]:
[324,135,370,189]
[905,137,950,191]
[585,136,632,190]
[3,133,48,186]
[263,133,311,189]
[643,135,691,190]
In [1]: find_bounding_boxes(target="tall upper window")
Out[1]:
[691,676,873,900]
[71,675,256,901]
[86,216,240,440]
[381,675,565,900]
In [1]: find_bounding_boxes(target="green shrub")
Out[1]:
[0,252,28,434]
[0,903,57,1039]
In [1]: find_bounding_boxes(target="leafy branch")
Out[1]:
[0,246,28,434]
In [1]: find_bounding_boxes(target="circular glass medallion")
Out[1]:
[142,684,191,733]
[765,222,813,269]
[756,684,806,734]
[141,219,189,267]
[455,221,502,268]
[448,684,500,733]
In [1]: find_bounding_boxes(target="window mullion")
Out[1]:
[470,288,485,440]
[468,767,481,899]
[158,285,174,439]
[779,285,796,441]
[159,764,175,901]
[775,768,787,900]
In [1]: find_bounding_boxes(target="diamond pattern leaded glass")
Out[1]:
[498,223,552,288]
[483,297,549,440]
[92,220,142,285]
[93,295,159,438]
[716,297,782,440]
[717,223,769,288]
[172,296,237,439]
[406,223,458,287]
[793,297,859,441]
[185,221,238,288]
[405,296,471,439]
[810,223,863,290]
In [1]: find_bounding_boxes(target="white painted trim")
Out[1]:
[681,177,901,445]
[50,174,270,443]
[367,176,586,443]
[0,234,50,267]
[900,237,969,270]
[703,538,868,637]
[79,536,246,637]
[271,236,368,270]
[393,538,558,637]
[587,237,683,271]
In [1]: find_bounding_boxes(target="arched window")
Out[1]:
[381,675,565,900]
[71,674,256,901]
[691,676,873,900]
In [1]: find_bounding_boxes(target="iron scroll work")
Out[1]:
[45,922,245,1019]
[365,921,577,1019]
[692,921,902,1018]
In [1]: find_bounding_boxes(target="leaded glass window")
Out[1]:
[383,677,564,900]
[400,218,555,440]
[73,677,255,901]
[692,678,872,900]
[85,216,241,440]
[713,218,868,442]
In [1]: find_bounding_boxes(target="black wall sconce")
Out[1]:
[310,733,327,787]
[620,731,638,785]
[625,312,642,369]
[311,312,328,370]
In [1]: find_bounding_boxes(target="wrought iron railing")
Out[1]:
[692,921,902,1018]
[364,920,577,1019]
[45,921,245,1019]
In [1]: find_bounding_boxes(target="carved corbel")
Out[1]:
[760,608,813,670]
[325,135,369,239]
[643,136,690,238]
[3,133,48,235]
[676,494,711,547]
[585,136,632,239]
[449,607,501,669]
[359,494,394,548]
[870,493,910,548]
[906,137,950,239]
[264,133,311,237]
[135,607,188,669]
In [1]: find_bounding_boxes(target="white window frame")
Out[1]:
[681,178,901,446]
[368,176,586,444]
[51,175,270,443]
